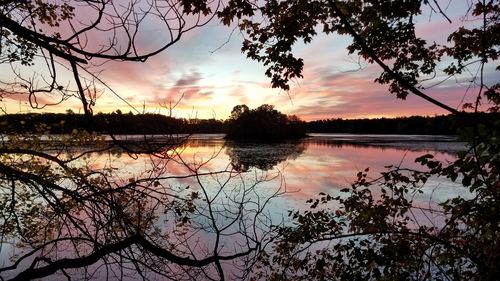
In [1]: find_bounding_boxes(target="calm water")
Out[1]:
[1,133,468,280]
[100,133,465,200]
[74,133,467,218]
[70,133,468,234]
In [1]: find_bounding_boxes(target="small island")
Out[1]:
[225,104,307,140]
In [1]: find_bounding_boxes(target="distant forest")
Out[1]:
[0,112,223,135]
[308,115,458,135]
[0,112,495,135]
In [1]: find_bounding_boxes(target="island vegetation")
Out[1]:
[225,104,306,140]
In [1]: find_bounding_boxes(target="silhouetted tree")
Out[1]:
[219,1,500,280]
[0,1,273,280]
[1,0,499,280]
[230,104,250,120]
[226,104,306,140]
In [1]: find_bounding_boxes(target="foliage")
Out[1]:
[226,104,307,140]
[0,112,226,134]
[219,0,499,112]
[251,116,500,280]
[216,1,500,280]
[2,112,486,136]
[308,113,499,135]
[0,1,278,280]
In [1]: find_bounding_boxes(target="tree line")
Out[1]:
[0,111,223,135]
[2,110,495,136]
[309,115,460,135]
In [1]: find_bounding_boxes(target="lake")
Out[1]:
[0,133,468,280]
[80,133,465,207]
[116,133,464,196]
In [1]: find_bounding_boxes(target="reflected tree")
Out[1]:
[224,140,307,172]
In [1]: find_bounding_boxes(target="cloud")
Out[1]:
[147,70,216,110]
[28,0,490,120]
[277,62,469,120]
[1,90,71,110]
[174,71,203,87]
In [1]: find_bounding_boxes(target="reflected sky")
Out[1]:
[83,134,466,212]
[0,134,469,280]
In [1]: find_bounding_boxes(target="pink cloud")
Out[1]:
[278,60,479,120]
[146,71,216,112]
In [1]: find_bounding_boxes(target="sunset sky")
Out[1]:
[2,2,497,121]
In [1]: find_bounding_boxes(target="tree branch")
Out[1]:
[7,233,256,281]
[327,0,460,115]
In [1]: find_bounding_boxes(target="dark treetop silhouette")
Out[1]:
[225,104,307,140]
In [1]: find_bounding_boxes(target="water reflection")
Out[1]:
[306,134,465,153]
[224,140,308,171]
[42,133,465,208]
[62,134,465,158]
[1,134,468,280]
